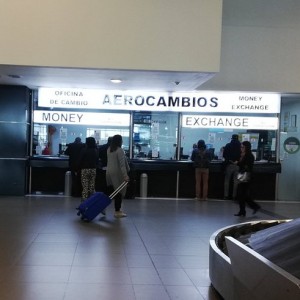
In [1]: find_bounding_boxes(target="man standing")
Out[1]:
[223,134,241,200]
[98,137,112,193]
[65,137,84,197]
[98,137,112,169]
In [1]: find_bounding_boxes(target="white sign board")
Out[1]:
[34,111,130,126]
[38,88,281,114]
[182,115,279,130]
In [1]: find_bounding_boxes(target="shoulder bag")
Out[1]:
[237,172,251,183]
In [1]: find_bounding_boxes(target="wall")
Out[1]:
[278,100,300,201]
[198,0,300,201]
[201,0,300,93]
[0,86,31,195]
[0,0,222,73]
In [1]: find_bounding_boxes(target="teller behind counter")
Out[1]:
[128,144,161,159]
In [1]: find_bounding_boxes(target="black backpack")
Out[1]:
[194,149,211,168]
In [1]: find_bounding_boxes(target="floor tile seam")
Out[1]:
[67,241,79,283]
[128,218,172,290]
[10,233,42,268]
[129,244,206,290]
[130,197,300,205]
[259,208,290,219]
[177,266,209,289]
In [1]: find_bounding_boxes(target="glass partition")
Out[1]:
[32,110,130,156]
[132,111,178,160]
[181,114,278,162]
[32,106,278,162]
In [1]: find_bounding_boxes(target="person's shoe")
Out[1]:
[234,212,246,217]
[194,197,201,201]
[114,211,127,218]
[224,196,232,200]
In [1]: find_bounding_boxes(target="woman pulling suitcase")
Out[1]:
[106,134,130,218]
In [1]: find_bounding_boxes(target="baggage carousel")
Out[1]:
[209,219,300,300]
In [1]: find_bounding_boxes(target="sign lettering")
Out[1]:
[38,88,280,114]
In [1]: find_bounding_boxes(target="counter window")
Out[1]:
[181,115,278,162]
[132,111,178,160]
[32,109,130,156]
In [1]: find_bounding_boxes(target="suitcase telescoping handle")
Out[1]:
[109,181,128,199]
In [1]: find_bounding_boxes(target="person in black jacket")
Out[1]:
[78,137,99,201]
[98,137,112,169]
[97,137,112,194]
[223,134,241,200]
[64,137,84,197]
[234,141,261,216]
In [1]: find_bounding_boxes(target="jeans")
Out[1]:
[195,168,209,199]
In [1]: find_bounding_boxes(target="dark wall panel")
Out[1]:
[0,85,31,195]
[0,85,30,122]
[0,160,28,195]
[0,123,29,158]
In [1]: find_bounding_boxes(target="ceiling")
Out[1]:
[0,64,215,92]
[0,0,299,100]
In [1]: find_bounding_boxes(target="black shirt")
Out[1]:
[78,146,99,169]
[64,142,84,170]
[223,139,241,163]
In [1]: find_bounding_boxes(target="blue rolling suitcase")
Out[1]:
[76,181,128,221]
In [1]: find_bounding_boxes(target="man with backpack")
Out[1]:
[191,139,212,201]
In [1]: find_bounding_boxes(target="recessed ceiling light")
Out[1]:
[110,79,122,83]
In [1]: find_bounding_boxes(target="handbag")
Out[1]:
[237,172,251,183]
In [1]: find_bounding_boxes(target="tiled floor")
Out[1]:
[0,195,299,300]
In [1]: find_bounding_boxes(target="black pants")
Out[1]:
[71,170,82,197]
[107,185,122,211]
[237,182,260,213]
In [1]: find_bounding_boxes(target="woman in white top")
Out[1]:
[106,134,130,218]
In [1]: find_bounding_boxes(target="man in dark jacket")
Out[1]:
[78,137,99,201]
[223,134,241,200]
[65,137,84,197]
[98,137,112,169]
[97,137,112,193]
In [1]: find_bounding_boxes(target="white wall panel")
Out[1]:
[201,20,300,92]
[0,0,222,73]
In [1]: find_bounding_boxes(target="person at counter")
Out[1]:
[234,141,261,216]
[42,142,51,155]
[98,137,112,169]
[223,134,241,200]
[106,134,130,218]
[189,143,198,160]
[98,137,112,197]
[78,137,99,201]
[65,137,84,197]
[191,139,212,201]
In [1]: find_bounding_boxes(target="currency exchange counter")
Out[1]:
[29,156,281,199]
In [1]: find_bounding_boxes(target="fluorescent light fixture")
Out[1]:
[110,79,122,83]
